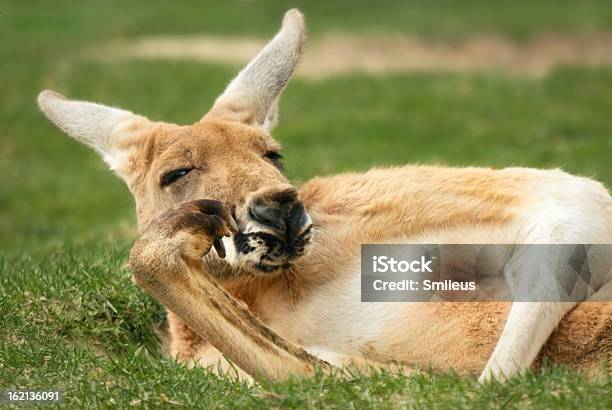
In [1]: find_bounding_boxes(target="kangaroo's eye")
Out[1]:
[264,151,284,171]
[161,167,194,187]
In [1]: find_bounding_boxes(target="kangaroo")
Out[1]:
[38,9,611,382]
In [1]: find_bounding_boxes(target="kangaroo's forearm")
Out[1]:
[130,237,330,380]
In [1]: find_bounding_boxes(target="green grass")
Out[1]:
[1,1,611,408]
[2,245,611,408]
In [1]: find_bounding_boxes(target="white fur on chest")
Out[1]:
[279,224,518,357]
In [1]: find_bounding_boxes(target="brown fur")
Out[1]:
[129,136,610,378]
[38,9,611,381]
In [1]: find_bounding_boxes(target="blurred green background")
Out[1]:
[1,1,611,407]
[2,0,612,253]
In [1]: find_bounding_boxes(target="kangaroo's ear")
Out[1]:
[37,90,152,176]
[204,9,305,133]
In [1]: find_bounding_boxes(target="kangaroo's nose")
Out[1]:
[249,196,309,246]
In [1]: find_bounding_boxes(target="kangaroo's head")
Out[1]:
[38,10,313,274]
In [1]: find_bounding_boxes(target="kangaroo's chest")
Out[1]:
[259,228,516,371]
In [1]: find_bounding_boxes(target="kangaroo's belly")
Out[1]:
[265,259,509,373]
[263,220,611,373]
[263,224,517,372]
[267,261,611,374]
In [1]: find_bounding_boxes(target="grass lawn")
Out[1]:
[1,1,611,408]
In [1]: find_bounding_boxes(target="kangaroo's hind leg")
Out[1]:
[479,244,606,381]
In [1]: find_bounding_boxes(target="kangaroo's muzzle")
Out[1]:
[233,186,313,272]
